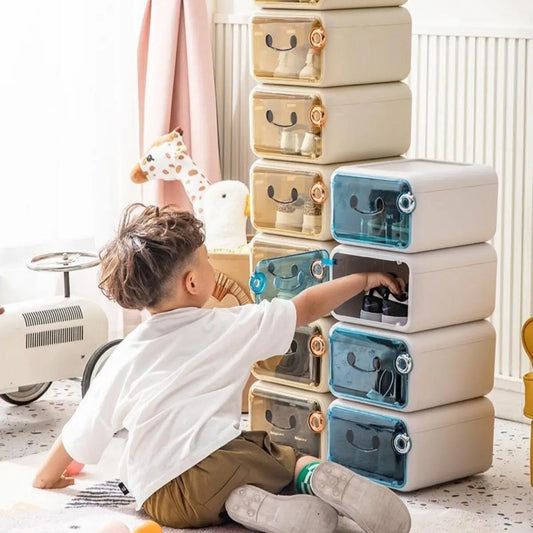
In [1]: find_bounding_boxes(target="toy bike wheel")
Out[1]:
[0,382,52,405]
[81,339,122,397]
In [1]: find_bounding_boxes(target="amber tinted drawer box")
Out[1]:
[255,0,407,10]
[250,381,334,459]
[253,317,335,392]
[250,8,411,87]
[250,83,411,164]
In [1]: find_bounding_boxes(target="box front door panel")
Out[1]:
[250,392,322,457]
[330,327,410,408]
[252,165,328,238]
[252,91,323,160]
[332,174,413,249]
[251,15,324,84]
[328,407,407,488]
[251,249,329,301]
[254,324,325,387]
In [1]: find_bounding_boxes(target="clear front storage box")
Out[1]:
[327,397,494,491]
[330,243,497,332]
[329,321,495,411]
[253,317,335,392]
[250,83,411,164]
[250,381,334,459]
[331,159,498,252]
[250,8,411,87]
[255,0,407,9]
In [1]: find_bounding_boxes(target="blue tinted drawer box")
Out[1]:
[327,397,494,491]
[331,159,497,252]
[329,321,495,411]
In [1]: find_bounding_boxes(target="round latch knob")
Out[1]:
[309,334,326,357]
[309,27,326,49]
[393,433,411,455]
[397,192,416,214]
[0,306,4,315]
[310,182,327,204]
[310,259,324,280]
[395,353,413,375]
[249,272,267,295]
[309,105,326,128]
[308,411,326,433]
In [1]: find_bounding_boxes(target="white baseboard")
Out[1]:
[489,376,529,424]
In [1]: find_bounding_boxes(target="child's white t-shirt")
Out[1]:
[61,298,297,509]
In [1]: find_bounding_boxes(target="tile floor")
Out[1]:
[1,379,532,531]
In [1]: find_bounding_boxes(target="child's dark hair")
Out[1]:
[98,203,204,309]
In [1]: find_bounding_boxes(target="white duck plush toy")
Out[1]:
[131,128,250,251]
[203,180,250,252]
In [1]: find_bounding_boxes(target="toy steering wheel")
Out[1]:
[27,251,100,298]
[27,251,100,272]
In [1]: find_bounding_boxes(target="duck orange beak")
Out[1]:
[244,194,250,217]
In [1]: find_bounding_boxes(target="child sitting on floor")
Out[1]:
[33,203,411,533]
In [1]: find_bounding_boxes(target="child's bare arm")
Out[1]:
[292,272,405,328]
[32,436,75,489]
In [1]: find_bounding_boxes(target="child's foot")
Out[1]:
[226,484,338,533]
[310,462,411,533]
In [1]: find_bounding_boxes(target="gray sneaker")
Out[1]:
[226,484,338,533]
[310,462,411,533]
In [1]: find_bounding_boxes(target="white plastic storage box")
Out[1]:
[255,0,407,10]
[250,158,402,241]
[330,243,497,333]
[331,159,498,252]
[250,8,411,87]
[252,317,335,392]
[327,397,494,491]
[250,232,336,272]
[250,83,411,164]
[249,380,334,459]
[328,320,495,411]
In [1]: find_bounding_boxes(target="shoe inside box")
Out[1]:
[332,252,409,321]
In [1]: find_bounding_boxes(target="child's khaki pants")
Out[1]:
[143,431,299,528]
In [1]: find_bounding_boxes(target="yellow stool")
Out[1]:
[521,317,533,485]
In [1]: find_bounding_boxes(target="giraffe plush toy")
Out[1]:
[130,128,211,219]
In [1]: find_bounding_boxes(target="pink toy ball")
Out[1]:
[95,519,130,533]
[65,460,85,476]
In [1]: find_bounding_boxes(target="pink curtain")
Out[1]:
[137,0,221,208]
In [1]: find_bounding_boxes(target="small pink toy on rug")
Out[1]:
[65,460,85,476]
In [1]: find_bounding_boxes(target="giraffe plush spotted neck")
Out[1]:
[130,128,211,219]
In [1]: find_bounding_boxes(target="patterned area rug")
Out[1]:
[1,433,531,532]
[0,438,246,533]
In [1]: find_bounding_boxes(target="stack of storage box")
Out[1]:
[327,158,498,490]
[246,0,412,460]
